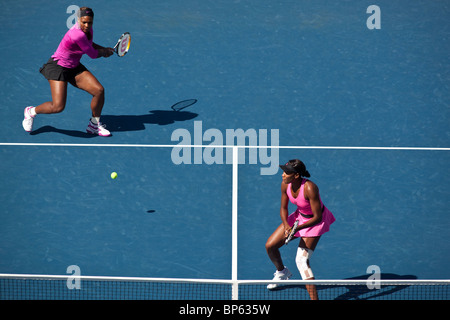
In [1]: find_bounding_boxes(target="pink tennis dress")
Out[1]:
[287,179,335,237]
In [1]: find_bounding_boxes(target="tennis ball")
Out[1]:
[111,172,118,179]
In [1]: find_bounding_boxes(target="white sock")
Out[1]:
[30,107,37,117]
[91,117,100,125]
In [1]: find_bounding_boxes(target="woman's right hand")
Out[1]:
[283,224,292,238]
[99,47,114,58]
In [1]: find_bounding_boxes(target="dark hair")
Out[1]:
[280,159,311,177]
[78,7,94,18]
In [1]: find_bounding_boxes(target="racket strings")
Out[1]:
[115,32,131,57]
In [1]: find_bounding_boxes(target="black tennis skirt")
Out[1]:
[39,58,88,83]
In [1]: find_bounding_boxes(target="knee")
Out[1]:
[265,238,277,253]
[51,101,66,113]
[93,84,104,97]
[296,247,314,280]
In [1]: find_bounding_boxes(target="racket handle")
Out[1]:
[285,221,299,245]
[285,235,294,245]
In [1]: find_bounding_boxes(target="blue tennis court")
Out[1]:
[0,0,449,294]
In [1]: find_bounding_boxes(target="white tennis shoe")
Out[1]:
[22,106,35,132]
[267,267,293,290]
[86,120,111,137]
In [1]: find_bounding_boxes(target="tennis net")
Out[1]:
[0,274,448,300]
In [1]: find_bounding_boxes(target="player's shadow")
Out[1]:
[30,126,97,138]
[271,273,418,300]
[30,100,198,137]
[100,109,198,133]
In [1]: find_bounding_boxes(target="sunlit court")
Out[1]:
[0,0,449,305]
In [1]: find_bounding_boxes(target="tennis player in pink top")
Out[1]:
[22,7,114,136]
[265,159,336,299]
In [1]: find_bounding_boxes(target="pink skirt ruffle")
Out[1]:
[287,206,335,238]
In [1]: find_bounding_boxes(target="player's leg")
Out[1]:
[296,237,320,300]
[265,224,293,289]
[73,70,111,136]
[265,223,287,271]
[23,80,67,132]
[37,80,68,114]
[73,70,104,117]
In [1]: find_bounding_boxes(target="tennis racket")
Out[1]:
[114,32,131,57]
[285,220,299,245]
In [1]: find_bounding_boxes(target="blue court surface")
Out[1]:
[0,0,449,288]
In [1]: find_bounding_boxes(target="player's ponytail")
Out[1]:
[303,169,311,178]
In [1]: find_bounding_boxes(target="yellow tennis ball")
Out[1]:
[111,172,118,179]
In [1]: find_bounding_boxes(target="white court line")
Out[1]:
[0,142,449,151]
[231,146,239,300]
